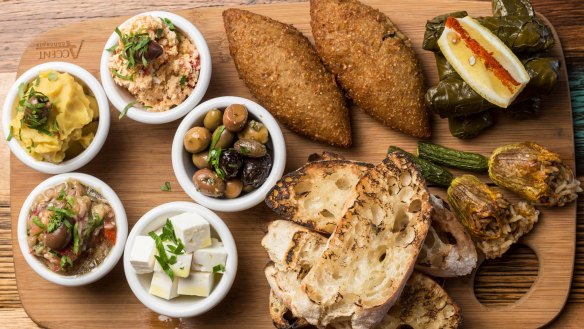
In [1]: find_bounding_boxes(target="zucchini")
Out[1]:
[417,141,488,172]
[388,146,454,187]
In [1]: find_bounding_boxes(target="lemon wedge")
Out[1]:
[438,16,530,108]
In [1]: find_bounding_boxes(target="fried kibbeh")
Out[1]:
[223,9,352,148]
[310,0,431,138]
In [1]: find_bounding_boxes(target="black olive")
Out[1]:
[132,40,164,63]
[44,219,74,251]
[219,149,242,179]
[241,153,272,189]
[23,95,51,128]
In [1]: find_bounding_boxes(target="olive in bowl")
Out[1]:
[172,96,286,212]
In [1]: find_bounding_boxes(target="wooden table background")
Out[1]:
[0,0,583,328]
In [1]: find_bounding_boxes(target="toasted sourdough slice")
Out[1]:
[265,160,374,234]
[270,290,310,329]
[223,9,352,147]
[263,221,461,329]
[262,220,329,274]
[416,195,478,277]
[310,0,430,138]
[295,153,432,329]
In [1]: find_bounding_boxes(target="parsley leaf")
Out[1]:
[119,100,139,119]
[160,181,171,192]
[156,28,163,39]
[149,231,174,280]
[60,255,73,269]
[6,126,13,141]
[17,83,26,99]
[32,216,46,230]
[161,17,176,31]
[73,222,79,255]
[179,75,187,87]
[34,76,41,86]
[57,189,66,200]
[111,69,134,81]
[106,43,119,52]
[213,264,226,273]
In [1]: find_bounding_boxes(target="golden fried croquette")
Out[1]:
[310,0,431,138]
[223,9,352,148]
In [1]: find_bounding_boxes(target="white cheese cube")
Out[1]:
[170,212,211,252]
[192,240,227,272]
[152,246,193,278]
[178,272,214,296]
[171,253,192,278]
[130,236,156,274]
[149,271,179,300]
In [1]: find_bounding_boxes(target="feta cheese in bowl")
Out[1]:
[123,202,237,317]
[100,11,211,124]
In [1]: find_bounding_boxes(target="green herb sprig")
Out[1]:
[213,264,225,273]
[119,100,139,119]
[208,126,227,179]
[160,181,171,192]
[148,219,186,280]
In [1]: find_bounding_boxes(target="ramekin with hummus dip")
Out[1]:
[2,62,110,174]
[100,11,212,124]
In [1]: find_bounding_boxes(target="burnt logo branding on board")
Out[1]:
[36,40,85,60]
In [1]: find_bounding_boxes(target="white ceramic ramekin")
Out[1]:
[100,11,212,124]
[171,96,286,212]
[17,173,127,286]
[123,201,237,318]
[2,62,110,174]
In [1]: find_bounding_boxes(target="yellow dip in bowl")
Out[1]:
[10,70,99,163]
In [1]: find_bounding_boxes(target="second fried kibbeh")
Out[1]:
[223,9,352,148]
[310,0,431,138]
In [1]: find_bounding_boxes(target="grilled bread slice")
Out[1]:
[271,273,462,329]
[416,195,478,277]
[295,153,432,329]
[270,290,310,329]
[265,160,373,234]
[263,221,461,329]
[262,220,329,273]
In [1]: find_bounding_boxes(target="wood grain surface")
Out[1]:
[1,0,583,328]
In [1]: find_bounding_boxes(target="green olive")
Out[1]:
[223,104,248,132]
[193,168,225,197]
[184,126,211,153]
[224,179,243,199]
[238,120,269,144]
[204,109,223,131]
[234,139,267,158]
[192,151,211,169]
[212,126,234,149]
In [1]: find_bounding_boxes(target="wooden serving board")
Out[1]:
[10,1,575,328]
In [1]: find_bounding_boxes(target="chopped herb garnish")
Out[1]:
[67,196,74,207]
[208,126,227,179]
[119,100,139,120]
[106,43,119,52]
[63,219,72,231]
[179,75,187,87]
[60,255,73,269]
[34,77,41,86]
[161,17,176,31]
[149,231,174,280]
[47,72,58,81]
[57,189,66,200]
[48,206,76,218]
[213,264,226,273]
[114,27,122,38]
[160,219,178,243]
[160,181,171,192]
[112,69,134,81]
[6,126,13,141]
[46,205,76,234]
[156,28,163,39]
[32,216,46,230]
[73,222,79,255]
[17,83,26,99]
[167,239,185,255]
